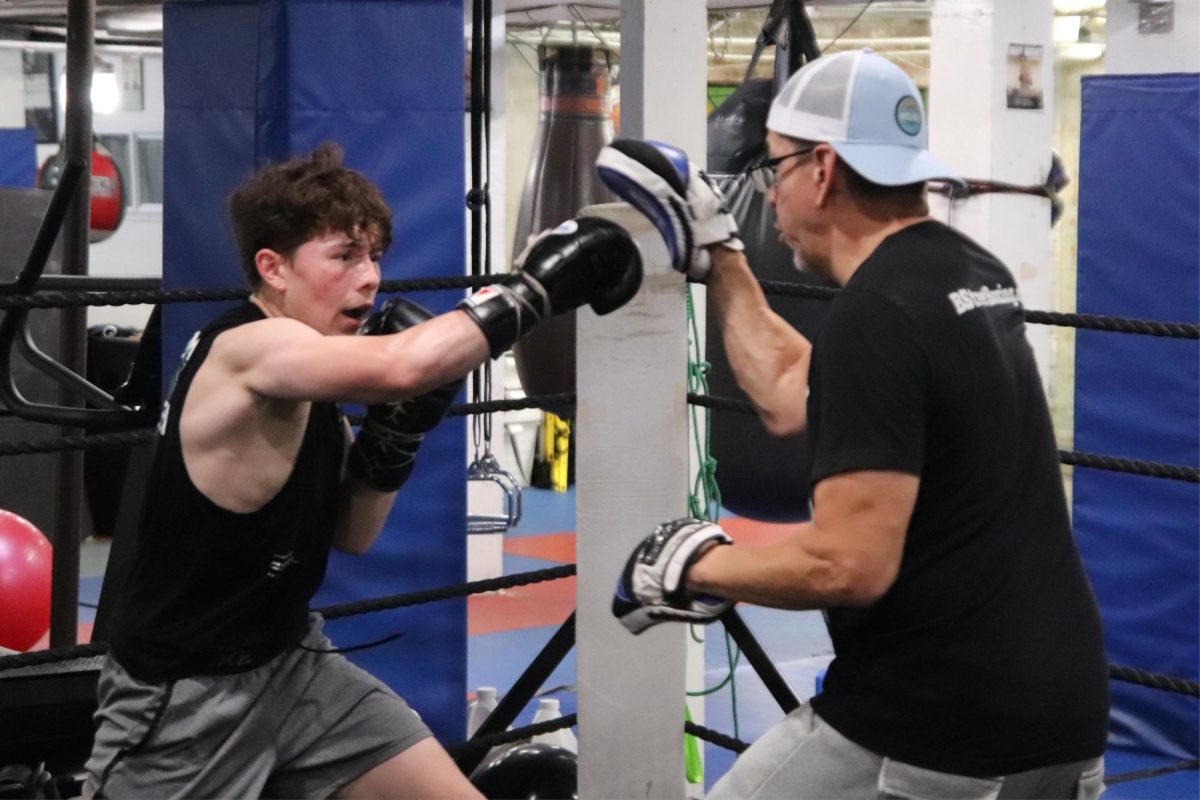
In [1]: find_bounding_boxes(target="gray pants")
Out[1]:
[85,614,431,799]
[708,705,1105,800]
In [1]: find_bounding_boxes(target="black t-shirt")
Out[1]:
[109,303,345,681]
[806,221,1109,776]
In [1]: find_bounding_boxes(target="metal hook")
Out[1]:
[467,453,523,534]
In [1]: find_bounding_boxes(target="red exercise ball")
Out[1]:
[0,509,53,651]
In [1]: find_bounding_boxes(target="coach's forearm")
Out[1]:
[707,247,811,436]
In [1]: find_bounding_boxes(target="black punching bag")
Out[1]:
[705,77,833,522]
[511,46,616,411]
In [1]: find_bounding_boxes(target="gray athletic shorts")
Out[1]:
[708,704,1106,800]
[84,614,431,799]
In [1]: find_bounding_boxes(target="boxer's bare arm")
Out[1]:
[178,314,486,516]
[219,314,489,406]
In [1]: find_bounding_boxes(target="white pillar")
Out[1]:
[928,0,1056,390]
[577,203,686,799]
[1105,0,1200,74]
[576,6,706,798]
[0,50,24,127]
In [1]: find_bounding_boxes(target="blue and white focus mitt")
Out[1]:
[596,139,742,281]
[613,518,733,635]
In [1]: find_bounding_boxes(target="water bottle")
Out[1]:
[467,686,499,738]
[530,697,578,753]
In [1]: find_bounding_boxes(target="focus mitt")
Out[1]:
[597,139,742,281]
[613,517,733,635]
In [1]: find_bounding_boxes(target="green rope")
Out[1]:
[685,285,723,520]
[687,643,742,697]
[684,284,740,741]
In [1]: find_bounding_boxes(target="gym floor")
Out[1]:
[72,487,1196,797]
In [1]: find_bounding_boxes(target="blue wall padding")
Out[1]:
[0,128,36,187]
[163,0,467,743]
[1074,73,1199,760]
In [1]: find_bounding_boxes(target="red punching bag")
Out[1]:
[36,137,126,243]
[510,46,616,409]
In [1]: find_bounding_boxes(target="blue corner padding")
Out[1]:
[0,128,36,188]
[1074,73,1199,763]
[163,0,466,743]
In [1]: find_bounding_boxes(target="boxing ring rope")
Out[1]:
[1,269,1197,784]
[0,396,572,458]
[4,276,1199,342]
[686,393,1200,484]
[4,394,1196,485]
[0,563,577,673]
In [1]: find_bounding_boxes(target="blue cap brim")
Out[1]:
[832,142,965,187]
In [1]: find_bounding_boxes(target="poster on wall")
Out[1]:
[121,56,145,111]
[1006,44,1044,110]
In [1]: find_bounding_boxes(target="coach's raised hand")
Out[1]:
[597,139,742,281]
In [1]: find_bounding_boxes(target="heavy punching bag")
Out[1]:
[36,137,126,243]
[705,2,829,522]
[511,46,616,409]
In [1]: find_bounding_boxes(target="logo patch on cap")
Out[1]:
[895,96,922,136]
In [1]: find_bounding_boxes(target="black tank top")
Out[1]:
[109,303,344,681]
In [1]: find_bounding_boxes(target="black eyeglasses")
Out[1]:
[747,146,817,193]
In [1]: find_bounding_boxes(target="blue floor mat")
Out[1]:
[467,624,577,729]
[506,487,575,537]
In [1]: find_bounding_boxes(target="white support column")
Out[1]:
[575,4,706,798]
[0,50,24,127]
[619,0,708,158]
[1105,0,1200,74]
[577,204,686,799]
[928,0,1056,389]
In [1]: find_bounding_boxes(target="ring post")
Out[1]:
[577,203,688,798]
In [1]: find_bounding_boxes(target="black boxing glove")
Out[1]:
[347,297,464,492]
[457,216,643,359]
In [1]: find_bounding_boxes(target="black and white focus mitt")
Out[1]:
[596,139,742,281]
[612,517,733,635]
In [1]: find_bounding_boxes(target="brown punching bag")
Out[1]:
[511,46,616,412]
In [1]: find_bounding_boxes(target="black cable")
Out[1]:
[296,631,405,655]
[1106,759,1199,785]
[821,0,875,53]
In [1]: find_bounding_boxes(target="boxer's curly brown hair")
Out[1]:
[229,142,392,288]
